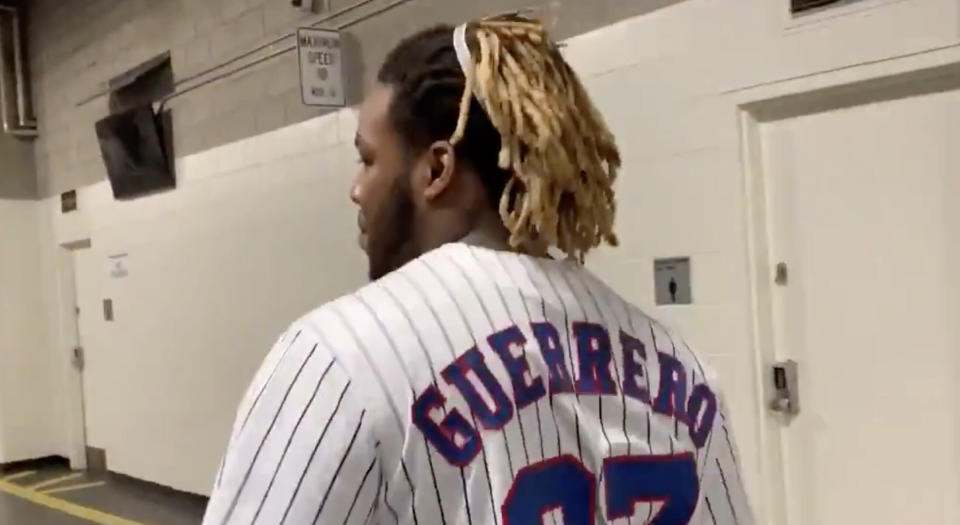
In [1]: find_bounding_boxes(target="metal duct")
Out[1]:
[0,4,37,137]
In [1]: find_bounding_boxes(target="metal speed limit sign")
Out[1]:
[297,27,346,107]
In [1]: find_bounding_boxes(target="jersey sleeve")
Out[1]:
[203,322,382,525]
[695,400,755,525]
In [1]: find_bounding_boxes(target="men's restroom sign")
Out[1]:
[108,253,129,280]
[654,257,692,305]
[297,27,346,107]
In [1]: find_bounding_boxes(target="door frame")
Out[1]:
[733,46,960,524]
[55,238,92,470]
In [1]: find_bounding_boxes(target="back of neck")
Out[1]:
[459,212,511,251]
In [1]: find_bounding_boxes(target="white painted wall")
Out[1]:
[30,0,960,509]
[44,112,367,494]
[565,0,960,518]
[0,199,62,462]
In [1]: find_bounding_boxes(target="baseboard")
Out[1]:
[85,446,107,473]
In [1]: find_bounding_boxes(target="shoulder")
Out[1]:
[208,318,379,523]
[286,242,535,405]
[301,243,490,334]
[293,245,459,364]
[580,267,721,388]
[285,245,473,434]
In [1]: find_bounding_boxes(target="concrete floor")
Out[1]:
[0,491,90,525]
[0,459,206,524]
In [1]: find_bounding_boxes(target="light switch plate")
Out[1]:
[103,299,114,321]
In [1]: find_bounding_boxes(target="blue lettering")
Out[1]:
[620,330,651,404]
[531,322,574,394]
[686,383,717,448]
[573,322,616,395]
[442,347,514,429]
[488,325,546,409]
[412,385,482,465]
[653,352,688,423]
[415,323,716,469]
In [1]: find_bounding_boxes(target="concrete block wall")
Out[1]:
[26,0,680,198]
[0,134,36,199]
[19,0,960,510]
[28,0,319,197]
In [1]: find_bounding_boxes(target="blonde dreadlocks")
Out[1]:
[450,14,621,262]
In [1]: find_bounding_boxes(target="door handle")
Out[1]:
[770,360,799,416]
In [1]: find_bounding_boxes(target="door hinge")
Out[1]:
[774,262,789,285]
[72,346,85,371]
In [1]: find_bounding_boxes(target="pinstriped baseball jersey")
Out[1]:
[203,242,754,524]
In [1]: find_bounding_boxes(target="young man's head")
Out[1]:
[352,16,621,280]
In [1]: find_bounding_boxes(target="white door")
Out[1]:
[760,86,960,524]
[56,244,91,470]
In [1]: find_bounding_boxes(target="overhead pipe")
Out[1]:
[0,4,37,137]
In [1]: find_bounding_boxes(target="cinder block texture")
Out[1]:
[26,0,677,198]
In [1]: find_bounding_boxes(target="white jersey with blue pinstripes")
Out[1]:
[203,242,754,524]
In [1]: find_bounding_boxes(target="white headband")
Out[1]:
[453,23,472,76]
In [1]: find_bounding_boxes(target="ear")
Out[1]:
[419,140,457,201]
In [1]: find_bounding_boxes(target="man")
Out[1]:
[205,15,754,525]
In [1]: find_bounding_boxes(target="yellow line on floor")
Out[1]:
[3,470,37,481]
[0,479,145,525]
[42,480,107,494]
[28,472,83,490]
